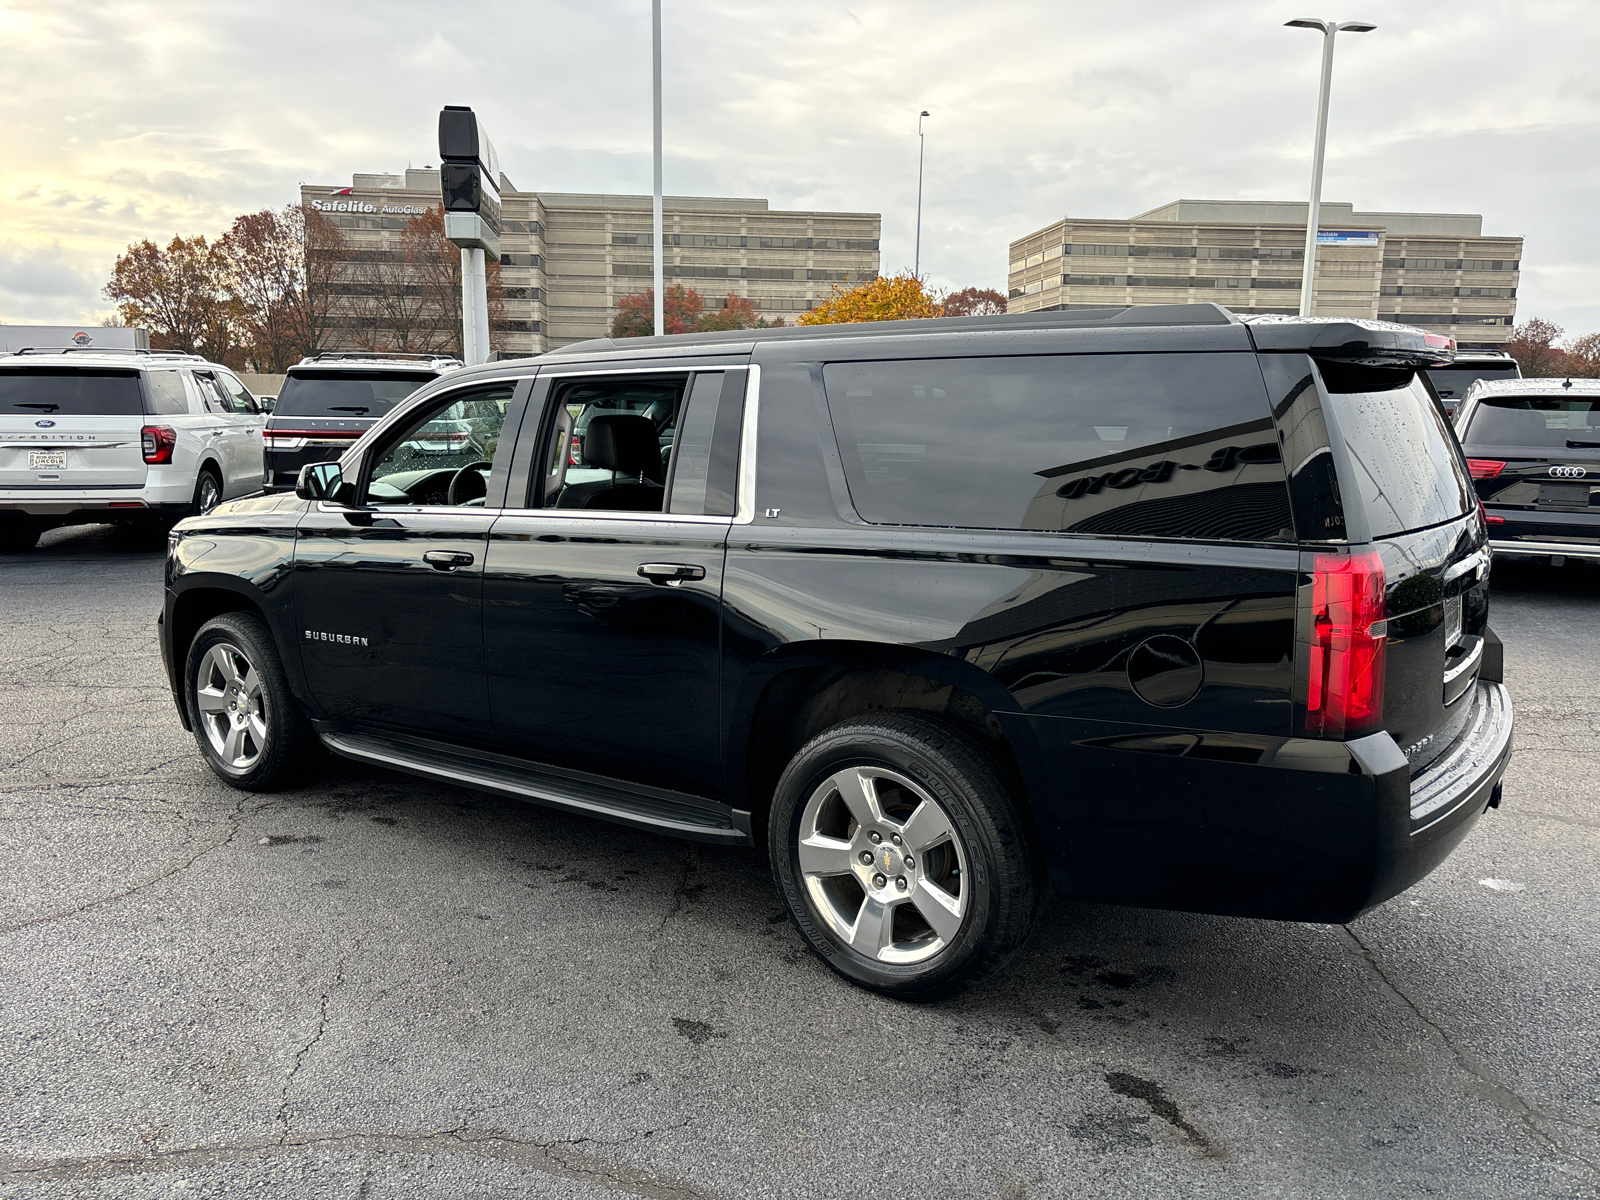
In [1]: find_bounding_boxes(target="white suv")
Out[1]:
[0,347,266,552]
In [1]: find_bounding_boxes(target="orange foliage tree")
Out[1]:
[799,272,943,325]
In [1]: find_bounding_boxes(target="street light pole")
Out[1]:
[1286,18,1375,318]
[651,0,665,336]
[914,110,930,277]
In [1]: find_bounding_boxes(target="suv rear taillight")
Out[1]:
[1305,550,1386,738]
[569,434,582,466]
[141,425,176,464]
[1466,459,1505,479]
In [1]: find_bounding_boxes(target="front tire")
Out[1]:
[769,712,1038,1001]
[184,612,319,790]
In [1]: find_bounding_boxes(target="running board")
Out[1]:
[319,728,751,845]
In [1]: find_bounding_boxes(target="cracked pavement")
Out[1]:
[1,525,1598,1198]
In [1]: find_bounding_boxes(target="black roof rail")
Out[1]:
[548,303,1242,357]
[298,351,463,364]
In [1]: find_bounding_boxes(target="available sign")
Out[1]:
[1316,230,1380,246]
[310,198,430,216]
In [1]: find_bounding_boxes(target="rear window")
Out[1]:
[0,368,143,416]
[1424,362,1520,399]
[1463,395,1600,449]
[1319,366,1474,538]
[822,353,1294,541]
[273,370,434,418]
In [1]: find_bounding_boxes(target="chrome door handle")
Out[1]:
[423,550,475,571]
[638,562,705,586]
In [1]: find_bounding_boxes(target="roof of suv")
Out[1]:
[289,352,463,375]
[1465,377,1600,400]
[540,303,1455,367]
[0,347,212,370]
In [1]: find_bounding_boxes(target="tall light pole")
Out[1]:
[914,110,930,277]
[1286,18,1375,317]
[652,0,665,336]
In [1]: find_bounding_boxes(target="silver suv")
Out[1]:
[0,347,265,552]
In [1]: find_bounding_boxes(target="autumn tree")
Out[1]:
[1563,331,1600,378]
[1504,318,1573,377]
[105,235,240,365]
[341,207,505,357]
[798,273,943,325]
[941,287,1007,317]
[609,284,706,337]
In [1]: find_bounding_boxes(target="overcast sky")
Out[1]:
[2,0,1597,335]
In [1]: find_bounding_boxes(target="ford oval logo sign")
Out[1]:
[1550,465,1588,479]
[35,419,55,428]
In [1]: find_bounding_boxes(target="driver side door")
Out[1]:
[291,380,527,738]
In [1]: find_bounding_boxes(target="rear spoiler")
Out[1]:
[1240,315,1456,368]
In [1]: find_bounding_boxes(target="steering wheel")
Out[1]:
[446,460,493,506]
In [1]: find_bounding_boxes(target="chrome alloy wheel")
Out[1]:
[197,473,220,513]
[797,766,969,965]
[194,642,267,772]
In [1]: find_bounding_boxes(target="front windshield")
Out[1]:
[1464,396,1600,448]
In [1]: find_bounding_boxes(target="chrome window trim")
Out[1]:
[733,364,760,525]
[505,361,757,523]
[493,510,735,527]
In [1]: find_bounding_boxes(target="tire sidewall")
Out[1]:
[184,614,296,790]
[770,720,1008,996]
[194,469,222,514]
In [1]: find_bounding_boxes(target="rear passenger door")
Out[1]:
[481,365,748,798]
[190,370,253,493]
[214,370,266,492]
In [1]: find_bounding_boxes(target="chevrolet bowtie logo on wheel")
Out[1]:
[1549,465,1588,478]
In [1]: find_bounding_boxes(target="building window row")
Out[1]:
[502,220,543,236]
[1378,313,1512,326]
[1382,258,1519,271]
[611,263,875,283]
[493,319,542,333]
[1380,285,1516,298]
[1035,273,1308,294]
[501,286,543,300]
[501,253,541,268]
[1048,244,1306,262]
[611,233,879,251]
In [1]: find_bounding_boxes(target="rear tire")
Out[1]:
[769,712,1038,1001]
[0,518,40,553]
[184,612,320,790]
[193,467,222,515]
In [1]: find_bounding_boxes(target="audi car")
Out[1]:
[1458,377,1600,562]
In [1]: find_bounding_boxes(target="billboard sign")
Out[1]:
[438,105,501,257]
[1316,230,1380,247]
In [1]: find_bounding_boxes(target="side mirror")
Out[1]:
[295,461,344,502]
[259,396,276,413]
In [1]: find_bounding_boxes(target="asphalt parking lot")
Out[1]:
[2,525,1598,1200]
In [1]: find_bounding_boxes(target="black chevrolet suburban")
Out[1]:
[159,305,1513,1000]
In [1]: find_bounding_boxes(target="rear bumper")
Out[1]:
[1490,538,1600,561]
[1,479,195,518]
[1020,680,1514,922]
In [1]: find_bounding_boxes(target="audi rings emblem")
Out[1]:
[1549,465,1588,479]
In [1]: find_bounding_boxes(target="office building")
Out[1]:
[303,171,880,355]
[1008,200,1522,345]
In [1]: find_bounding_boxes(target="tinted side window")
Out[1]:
[217,372,260,414]
[1317,365,1474,537]
[143,371,190,415]
[822,353,1292,541]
